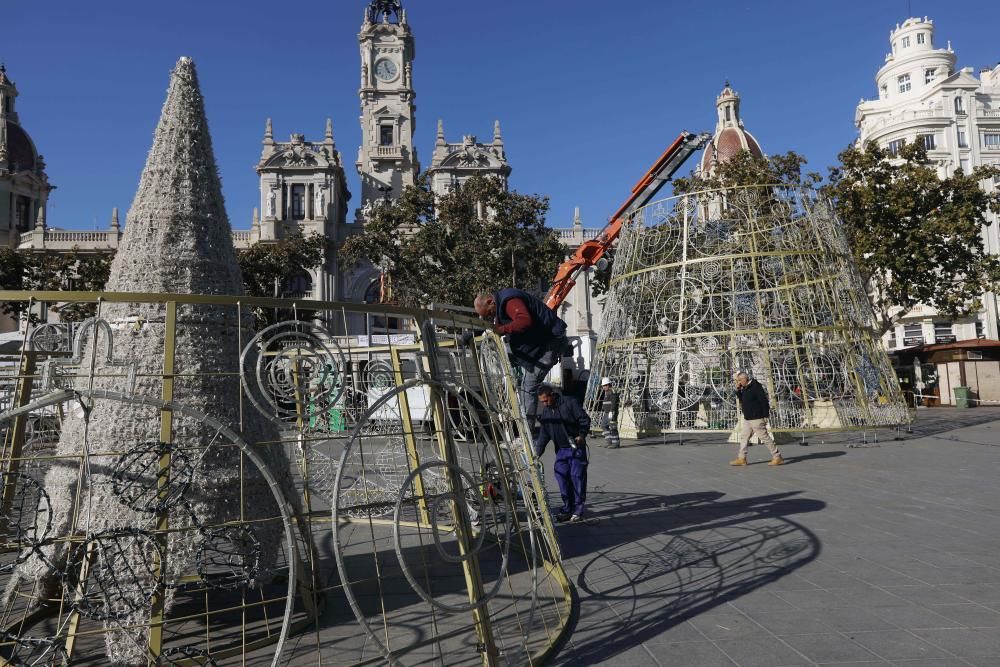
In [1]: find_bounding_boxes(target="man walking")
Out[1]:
[473,289,569,430]
[731,371,784,466]
[534,385,590,522]
[599,377,621,449]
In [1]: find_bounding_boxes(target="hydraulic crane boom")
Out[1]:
[544,130,711,310]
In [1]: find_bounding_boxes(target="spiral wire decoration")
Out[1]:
[589,185,910,435]
[0,295,574,666]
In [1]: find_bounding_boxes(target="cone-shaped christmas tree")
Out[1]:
[6,58,288,664]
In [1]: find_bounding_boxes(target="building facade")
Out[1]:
[5,0,517,336]
[426,121,511,197]
[0,64,55,250]
[855,17,1000,350]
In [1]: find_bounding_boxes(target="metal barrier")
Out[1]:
[0,290,573,666]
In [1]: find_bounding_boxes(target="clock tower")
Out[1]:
[356,0,419,220]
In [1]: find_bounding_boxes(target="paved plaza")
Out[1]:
[549,408,1000,666]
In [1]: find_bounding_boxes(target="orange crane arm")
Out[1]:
[544,131,711,311]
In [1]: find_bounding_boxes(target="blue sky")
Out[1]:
[6,0,1000,232]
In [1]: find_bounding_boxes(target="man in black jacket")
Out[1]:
[731,372,784,466]
[534,385,590,522]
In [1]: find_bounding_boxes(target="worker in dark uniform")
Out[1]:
[472,289,569,430]
[533,385,590,522]
[599,377,621,449]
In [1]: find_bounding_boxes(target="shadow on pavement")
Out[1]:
[553,490,824,665]
[782,450,846,464]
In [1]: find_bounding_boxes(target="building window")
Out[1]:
[379,124,393,146]
[901,36,910,48]
[917,33,925,44]
[984,133,1000,148]
[976,320,985,338]
[725,106,731,122]
[897,74,911,93]
[291,184,305,220]
[924,68,936,84]
[934,322,953,338]
[960,158,970,173]
[919,134,936,150]
[957,130,968,148]
[954,96,965,113]
[903,324,923,338]
[887,139,905,156]
[887,329,897,348]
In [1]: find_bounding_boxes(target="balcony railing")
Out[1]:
[374,145,403,158]
[17,229,120,250]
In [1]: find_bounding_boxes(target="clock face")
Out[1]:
[374,59,398,82]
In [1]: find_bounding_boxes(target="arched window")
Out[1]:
[954,96,965,114]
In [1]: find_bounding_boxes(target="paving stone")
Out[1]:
[844,630,953,660]
[925,603,1000,628]
[642,641,736,666]
[713,636,810,666]
[687,611,764,640]
[910,628,1000,658]
[780,633,881,663]
[870,604,964,629]
[879,586,970,606]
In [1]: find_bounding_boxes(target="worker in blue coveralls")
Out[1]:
[473,289,569,430]
[533,385,590,523]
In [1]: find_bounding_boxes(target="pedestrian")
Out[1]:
[599,377,620,449]
[534,385,590,522]
[472,289,569,430]
[730,371,784,466]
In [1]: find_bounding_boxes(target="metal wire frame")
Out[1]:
[0,291,574,666]
[588,185,912,436]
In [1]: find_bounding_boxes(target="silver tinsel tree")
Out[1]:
[6,57,291,664]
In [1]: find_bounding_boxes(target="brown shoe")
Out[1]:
[768,456,785,466]
[729,457,748,466]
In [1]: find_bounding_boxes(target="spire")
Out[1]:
[0,62,18,123]
[0,116,7,164]
[715,81,741,131]
[493,119,503,144]
[110,207,120,230]
[264,117,273,144]
[252,206,260,230]
[325,117,334,143]
[36,205,45,229]
[436,119,446,146]
[573,206,582,229]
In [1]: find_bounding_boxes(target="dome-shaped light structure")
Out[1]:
[588,184,910,436]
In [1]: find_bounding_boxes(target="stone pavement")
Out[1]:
[547,408,1000,667]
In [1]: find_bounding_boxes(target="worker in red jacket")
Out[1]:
[472,288,569,430]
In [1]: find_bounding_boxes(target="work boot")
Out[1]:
[555,512,572,522]
[768,456,785,466]
[729,456,748,466]
[569,514,583,523]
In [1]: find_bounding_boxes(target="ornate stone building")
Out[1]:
[696,83,764,178]
[855,16,1000,403]
[0,64,55,249]
[236,118,351,307]
[4,0,519,336]
[355,0,419,217]
[855,18,1000,345]
[426,120,511,196]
